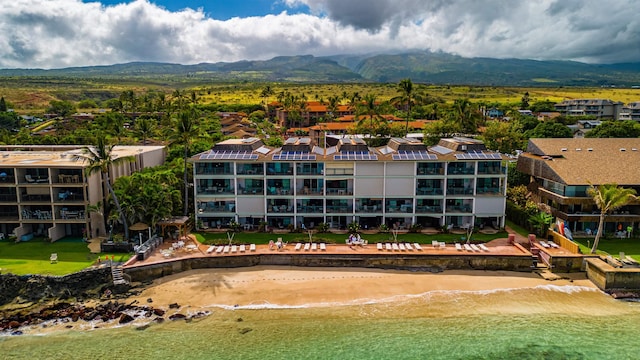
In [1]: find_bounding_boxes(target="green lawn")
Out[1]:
[0,237,131,276]
[193,230,507,246]
[571,236,640,262]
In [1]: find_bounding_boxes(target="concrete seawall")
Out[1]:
[124,254,536,282]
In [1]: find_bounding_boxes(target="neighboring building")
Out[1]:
[486,108,504,119]
[0,145,166,241]
[554,99,623,119]
[516,138,640,235]
[618,101,640,121]
[191,136,507,232]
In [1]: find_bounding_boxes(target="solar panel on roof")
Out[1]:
[200,151,258,160]
[391,151,437,160]
[430,145,454,155]
[454,152,502,160]
[333,151,378,161]
[272,151,316,161]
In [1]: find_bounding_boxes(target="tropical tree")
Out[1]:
[325,95,340,122]
[524,121,573,138]
[446,98,481,134]
[528,211,553,237]
[171,108,201,216]
[587,184,637,254]
[394,78,415,136]
[76,136,134,240]
[585,120,640,138]
[260,85,274,116]
[135,116,156,145]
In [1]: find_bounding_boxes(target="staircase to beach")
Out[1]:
[110,263,129,285]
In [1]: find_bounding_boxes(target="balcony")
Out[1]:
[445,205,472,213]
[476,187,502,195]
[415,205,443,214]
[326,188,352,196]
[297,205,324,213]
[447,187,474,195]
[326,205,352,213]
[416,187,443,195]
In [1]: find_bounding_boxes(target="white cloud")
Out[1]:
[0,0,638,68]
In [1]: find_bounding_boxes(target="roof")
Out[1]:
[517,138,640,185]
[0,145,165,168]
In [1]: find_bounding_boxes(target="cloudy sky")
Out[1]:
[1,0,639,69]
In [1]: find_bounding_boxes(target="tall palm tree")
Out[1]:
[447,98,481,134]
[325,95,340,122]
[76,137,134,240]
[171,109,201,216]
[260,85,274,116]
[587,183,637,254]
[135,116,155,145]
[396,78,414,136]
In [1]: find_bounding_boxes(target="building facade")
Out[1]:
[0,145,166,241]
[192,137,507,232]
[516,138,640,235]
[554,99,623,119]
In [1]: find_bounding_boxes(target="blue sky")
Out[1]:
[1,0,639,69]
[93,0,308,19]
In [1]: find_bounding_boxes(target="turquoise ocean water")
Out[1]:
[2,284,640,359]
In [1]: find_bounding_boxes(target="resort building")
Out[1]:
[0,145,166,241]
[618,101,640,121]
[191,136,507,232]
[554,99,623,119]
[516,138,640,235]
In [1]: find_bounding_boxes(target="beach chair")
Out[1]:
[304,243,311,251]
[413,243,422,251]
[239,244,246,252]
[432,240,439,249]
[455,243,462,251]
[548,241,560,248]
[320,243,326,251]
[312,243,318,251]
[479,244,490,251]
[464,244,473,251]
[392,243,399,251]
[50,253,58,264]
[439,242,446,249]
[249,244,256,251]
[223,245,230,253]
[216,246,224,253]
[377,243,383,250]
[231,245,237,253]
[385,243,392,251]
[295,243,302,251]
[470,244,480,251]
[539,241,550,248]
[399,243,406,251]
[405,243,413,251]
[206,245,216,254]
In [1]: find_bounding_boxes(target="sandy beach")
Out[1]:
[128,266,597,309]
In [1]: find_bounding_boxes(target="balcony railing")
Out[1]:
[415,205,443,213]
[416,188,443,195]
[445,205,472,213]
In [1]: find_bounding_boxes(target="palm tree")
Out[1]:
[325,95,340,122]
[135,116,155,145]
[396,78,414,136]
[171,109,201,216]
[528,211,553,237]
[447,98,481,134]
[587,183,637,254]
[260,85,274,116]
[76,137,134,240]
[355,94,384,134]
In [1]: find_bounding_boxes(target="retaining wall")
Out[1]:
[585,257,640,291]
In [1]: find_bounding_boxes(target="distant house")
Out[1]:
[554,99,623,119]
[518,110,533,117]
[618,101,640,121]
[486,108,504,118]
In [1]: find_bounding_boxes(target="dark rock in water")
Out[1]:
[153,308,165,316]
[136,324,151,331]
[169,303,180,309]
[239,327,252,334]
[65,325,73,329]
[169,313,186,320]
[154,317,165,323]
[119,314,135,324]
[11,330,23,336]
[146,298,153,303]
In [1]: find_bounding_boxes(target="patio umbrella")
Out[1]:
[130,222,149,231]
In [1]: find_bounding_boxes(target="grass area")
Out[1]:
[0,237,131,276]
[505,220,530,237]
[571,237,640,262]
[193,230,507,245]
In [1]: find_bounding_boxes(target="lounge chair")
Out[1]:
[392,243,399,251]
[464,244,473,251]
[432,240,440,249]
[311,243,318,251]
[413,243,423,251]
[470,244,480,251]
[216,246,224,253]
[295,243,302,251]
[405,243,413,251]
[539,241,550,248]
[239,244,246,252]
[304,243,311,251]
[439,242,446,249]
[223,245,230,253]
[249,244,256,251]
[206,245,216,254]
[320,243,326,251]
[231,245,237,253]
[377,243,383,250]
[25,174,36,183]
[479,244,490,251]
[385,243,392,251]
[399,243,406,251]
[455,243,462,251]
[50,253,58,263]
[548,241,560,248]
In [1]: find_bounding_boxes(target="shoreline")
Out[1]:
[0,266,600,336]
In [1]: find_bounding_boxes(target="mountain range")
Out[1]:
[2,51,640,86]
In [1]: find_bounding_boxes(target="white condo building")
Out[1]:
[191,137,507,232]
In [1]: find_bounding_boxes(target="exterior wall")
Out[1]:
[586,258,640,290]
[193,157,508,231]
